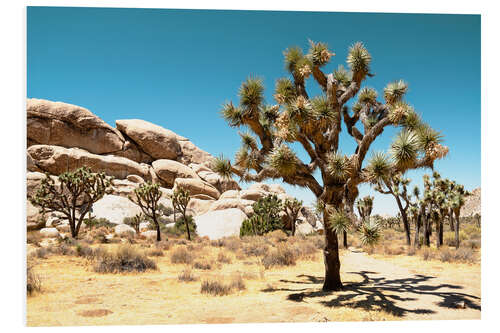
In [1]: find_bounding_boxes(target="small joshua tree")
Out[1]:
[240,194,283,236]
[30,167,112,238]
[123,213,144,234]
[170,188,193,241]
[356,195,374,222]
[328,208,351,249]
[128,182,163,241]
[283,198,303,236]
[370,170,413,245]
[214,41,447,290]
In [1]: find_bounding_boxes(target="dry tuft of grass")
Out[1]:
[200,274,246,296]
[193,260,213,270]
[146,248,164,257]
[262,244,296,269]
[217,251,232,264]
[170,246,194,264]
[27,264,42,296]
[93,245,157,273]
[177,268,198,282]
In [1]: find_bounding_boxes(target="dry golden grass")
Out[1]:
[26,229,480,326]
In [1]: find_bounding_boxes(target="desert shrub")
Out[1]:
[464,238,481,249]
[86,226,112,244]
[266,229,288,242]
[406,246,416,256]
[462,224,481,239]
[217,252,232,264]
[200,275,246,296]
[242,237,270,257]
[383,244,405,255]
[240,195,284,236]
[75,244,105,260]
[155,240,172,251]
[438,247,476,263]
[178,269,198,282]
[174,215,197,239]
[84,217,114,230]
[261,244,296,269]
[291,240,317,260]
[170,246,194,264]
[93,245,156,273]
[27,231,43,246]
[220,236,241,252]
[146,248,164,257]
[439,248,453,262]
[420,248,435,261]
[309,235,325,250]
[193,260,213,270]
[443,231,468,247]
[27,265,42,296]
[32,247,49,259]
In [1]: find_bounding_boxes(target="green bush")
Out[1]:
[240,195,283,236]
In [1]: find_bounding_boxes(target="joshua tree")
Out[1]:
[30,167,112,238]
[283,198,303,236]
[213,41,447,290]
[328,208,351,249]
[128,182,163,241]
[241,194,284,236]
[170,188,193,241]
[370,171,413,245]
[356,195,374,222]
[409,186,424,248]
[449,182,469,249]
[123,213,144,234]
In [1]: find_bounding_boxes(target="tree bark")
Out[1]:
[454,211,460,249]
[322,210,342,291]
[423,214,430,247]
[343,231,348,249]
[394,196,411,246]
[414,213,421,248]
[449,211,455,232]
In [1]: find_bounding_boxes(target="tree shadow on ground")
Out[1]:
[263,271,481,317]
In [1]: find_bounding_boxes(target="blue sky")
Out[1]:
[27,7,480,215]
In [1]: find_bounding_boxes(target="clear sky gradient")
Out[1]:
[27,7,481,215]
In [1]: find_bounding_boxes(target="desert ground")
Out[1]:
[26,228,481,326]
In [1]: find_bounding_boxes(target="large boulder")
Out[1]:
[299,206,318,228]
[39,227,60,238]
[240,188,267,201]
[219,190,240,200]
[296,220,315,235]
[208,198,254,216]
[27,98,125,155]
[197,170,241,193]
[116,119,182,160]
[92,194,142,224]
[27,171,53,198]
[27,201,45,231]
[152,159,199,187]
[114,224,136,237]
[173,178,220,200]
[108,139,153,164]
[28,145,150,180]
[187,198,215,216]
[194,208,247,239]
[177,138,213,165]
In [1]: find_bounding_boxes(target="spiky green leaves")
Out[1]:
[267,144,299,176]
[284,46,312,80]
[327,151,350,182]
[274,77,296,105]
[384,80,408,104]
[210,155,233,179]
[327,209,350,234]
[359,217,381,246]
[333,64,351,87]
[308,40,334,67]
[390,130,420,169]
[311,95,336,126]
[239,77,264,111]
[364,152,392,182]
[358,87,378,105]
[239,131,258,150]
[388,101,413,124]
[287,95,313,123]
[221,102,243,127]
[347,42,371,82]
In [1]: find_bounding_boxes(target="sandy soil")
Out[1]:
[26,246,480,326]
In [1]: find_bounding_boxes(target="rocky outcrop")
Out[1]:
[27,98,125,154]
[28,145,151,180]
[39,227,60,238]
[194,208,247,239]
[461,187,481,217]
[197,170,241,194]
[208,198,255,216]
[173,178,220,200]
[240,188,267,201]
[114,224,136,236]
[92,194,142,224]
[116,119,182,160]
[177,138,213,165]
[187,198,215,216]
[152,159,199,187]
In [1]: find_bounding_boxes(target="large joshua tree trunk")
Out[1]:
[394,197,411,246]
[343,231,348,249]
[322,206,342,291]
[414,213,421,248]
[423,214,430,247]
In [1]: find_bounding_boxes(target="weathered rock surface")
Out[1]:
[116,119,181,160]
[194,208,247,239]
[296,220,315,235]
[197,170,241,193]
[173,178,220,200]
[114,224,136,236]
[92,194,142,224]
[461,187,481,217]
[28,145,150,180]
[39,227,60,238]
[177,138,213,165]
[240,189,267,201]
[187,198,215,216]
[27,201,45,231]
[27,98,125,154]
[208,198,254,216]
[140,230,158,240]
[219,190,240,200]
[152,159,199,187]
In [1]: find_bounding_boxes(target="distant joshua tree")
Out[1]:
[212,41,447,290]
[356,195,374,222]
[283,198,303,236]
[30,167,112,238]
[128,182,163,241]
[170,188,194,241]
